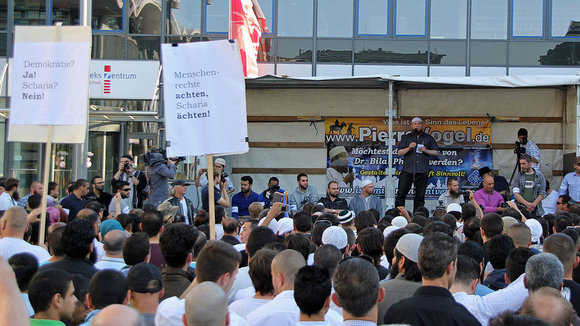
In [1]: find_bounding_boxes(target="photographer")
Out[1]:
[513,154,546,216]
[145,149,177,207]
[112,155,147,209]
[258,177,286,208]
[517,128,541,171]
[195,158,235,194]
[201,171,230,211]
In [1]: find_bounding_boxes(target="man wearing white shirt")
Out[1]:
[247,249,342,326]
[295,265,334,326]
[184,281,230,326]
[94,230,128,271]
[0,207,50,263]
[451,255,528,326]
[0,177,20,211]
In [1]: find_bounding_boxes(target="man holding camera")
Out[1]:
[201,171,230,211]
[517,128,541,171]
[195,158,235,194]
[112,155,147,209]
[513,154,546,216]
[147,153,177,207]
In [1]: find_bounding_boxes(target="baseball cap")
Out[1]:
[127,263,163,293]
[214,158,226,166]
[395,233,424,263]
[391,216,408,228]
[172,180,191,186]
[411,117,423,123]
[337,210,355,224]
[360,179,373,188]
[322,226,348,250]
[446,203,462,214]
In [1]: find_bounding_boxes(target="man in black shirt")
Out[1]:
[86,176,113,217]
[395,117,440,211]
[384,232,481,326]
[317,181,348,214]
[542,233,580,313]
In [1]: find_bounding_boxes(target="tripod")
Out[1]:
[507,142,525,201]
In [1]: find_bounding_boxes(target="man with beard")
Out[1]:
[349,179,383,214]
[289,173,319,213]
[395,117,440,211]
[258,177,284,208]
[109,181,132,217]
[86,176,113,217]
[231,175,260,220]
[317,181,348,214]
[438,177,464,207]
[513,154,546,216]
[378,233,423,322]
[326,146,355,188]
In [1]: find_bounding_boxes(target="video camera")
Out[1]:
[142,148,185,167]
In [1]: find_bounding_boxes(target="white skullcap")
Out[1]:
[277,217,294,236]
[396,233,424,263]
[360,179,373,188]
[259,216,279,234]
[391,216,408,228]
[322,226,348,250]
[525,219,543,244]
[383,225,400,238]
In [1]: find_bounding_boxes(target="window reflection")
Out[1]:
[128,36,160,60]
[318,0,353,37]
[357,0,388,35]
[471,0,507,39]
[512,0,543,37]
[205,0,227,33]
[431,0,466,39]
[278,0,313,37]
[129,0,162,34]
[395,0,425,36]
[552,0,580,37]
[277,38,313,62]
[52,0,79,25]
[93,0,123,30]
[470,41,506,66]
[14,0,46,26]
[0,0,7,30]
[354,40,434,64]
[509,41,580,66]
[430,40,466,65]
[317,39,352,63]
[92,35,127,59]
[168,0,201,35]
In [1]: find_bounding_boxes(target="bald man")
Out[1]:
[91,304,144,326]
[184,282,229,326]
[247,249,342,326]
[0,207,50,262]
[521,287,575,326]
[94,230,128,271]
[474,175,505,214]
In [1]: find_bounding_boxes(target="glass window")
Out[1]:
[14,0,46,26]
[429,40,466,65]
[278,0,313,37]
[508,41,578,66]
[166,36,203,44]
[0,0,7,30]
[51,0,79,25]
[552,0,580,37]
[354,40,429,64]
[470,41,506,66]
[357,0,388,35]
[471,0,507,39]
[318,0,353,37]
[277,38,313,62]
[168,0,201,35]
[512,0,543,37]
[317,39,352,63]
[129,2,162,34]
[93,0,123,30]
[430,0,466,39]
[0,33,6,56]
[256,0,273,34]
[127,36,161,60]
[395,0,426,36]
[205,0,227,33]
[92,35,127,59]
[258,37,275,62]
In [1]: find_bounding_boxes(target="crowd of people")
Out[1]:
[2,143,580,326]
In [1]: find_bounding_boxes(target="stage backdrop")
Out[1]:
[325,117,492,199]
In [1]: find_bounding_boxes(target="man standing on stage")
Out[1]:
[395,117,439,211]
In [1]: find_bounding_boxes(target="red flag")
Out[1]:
[231,0,262,77]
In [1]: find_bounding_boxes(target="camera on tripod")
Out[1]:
[142,148,185,167]
[514,137,527,156]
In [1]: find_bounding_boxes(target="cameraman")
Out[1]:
[112,155,147,209]
[195,158,235,194]
[147,150,177,207]
[258,177,286,208]
[517,128,541,171]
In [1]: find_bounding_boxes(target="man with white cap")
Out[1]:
[378,233,423,322]
[337,210,356,235]
[326,146,355,188]
[349,179,383,214]
[525,218,544,252]
[321,226,349,253]
[395,117,440,212]
[195,157,235,193]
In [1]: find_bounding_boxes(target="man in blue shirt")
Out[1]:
[231,175,260,220]
[559,156,580,203]
[60,179,89,222]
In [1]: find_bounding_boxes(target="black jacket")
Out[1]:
[167,196,195,225]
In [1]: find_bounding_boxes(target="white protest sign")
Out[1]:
[161,40,249,157]
[11,42,90,125]
[8,25,91,143]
